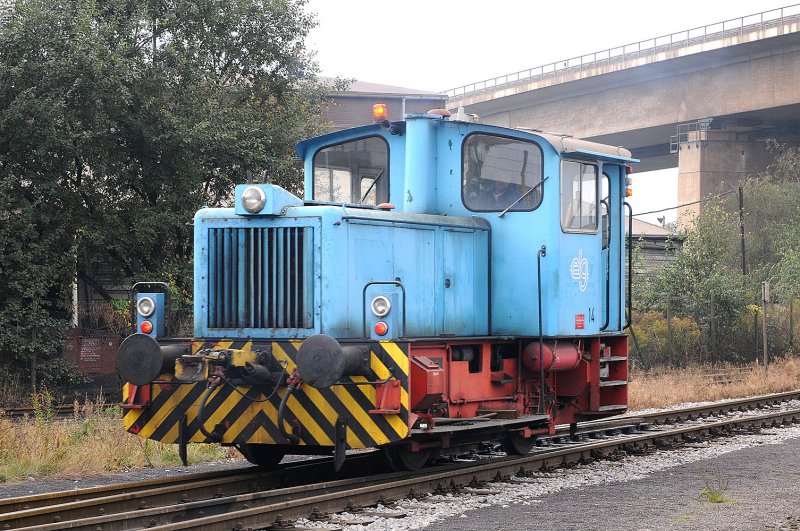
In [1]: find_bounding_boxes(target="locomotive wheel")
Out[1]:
[384,445,432,471]
[501,430,536,455]
[237,444,286,468]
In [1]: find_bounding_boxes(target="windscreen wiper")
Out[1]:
[498,175,548,218]
[358,169,385,204]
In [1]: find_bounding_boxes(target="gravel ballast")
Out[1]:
[292,425,800,530]
[421,428,800,531]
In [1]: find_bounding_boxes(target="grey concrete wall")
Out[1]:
[677,130,774,223]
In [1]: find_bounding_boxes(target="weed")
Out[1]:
[699,488,730,504]
[698,468,732,504]
[69,418,94,441]
[32,389,56,425]
[138,438,155,468]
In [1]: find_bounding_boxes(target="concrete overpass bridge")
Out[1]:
[446,5,800,218]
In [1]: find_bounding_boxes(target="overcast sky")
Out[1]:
[303,0,794,224]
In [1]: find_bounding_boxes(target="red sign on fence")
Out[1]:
[63,333,119,374]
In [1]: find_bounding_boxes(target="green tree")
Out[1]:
[635,203,749,364]
[0,0,336,386]
[634,144,800,366]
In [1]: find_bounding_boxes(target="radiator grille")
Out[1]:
[207,227,313,329]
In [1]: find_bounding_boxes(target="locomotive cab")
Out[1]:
[117,107,636,471]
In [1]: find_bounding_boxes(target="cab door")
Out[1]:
[604,164,627,332]
[558,160,602,335]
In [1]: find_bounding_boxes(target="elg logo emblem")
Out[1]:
[570,250,589,292]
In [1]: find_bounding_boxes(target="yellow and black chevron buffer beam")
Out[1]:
[293,334,409,470]
[121,336,409,471]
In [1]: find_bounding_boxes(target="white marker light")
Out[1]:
[242,186,266,214]
[137,296,155,317]
[370,296,391,317]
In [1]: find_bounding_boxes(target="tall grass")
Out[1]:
[629,357,800,410]
[0,394,232,483]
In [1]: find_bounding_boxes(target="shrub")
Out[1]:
[632,311,702,368]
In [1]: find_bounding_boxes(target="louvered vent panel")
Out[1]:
[207,227,312,329]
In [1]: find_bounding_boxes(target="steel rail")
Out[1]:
[2,389,799,528]
[560,389,800,436]
[631,389,800,425]
[1,469,277,529]
[10,468,414,531]
[145,408,800,530]
[7,406,800,530]
[0,466,273,515]
[0,454,383,529]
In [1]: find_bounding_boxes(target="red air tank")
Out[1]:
[522,341,582,372]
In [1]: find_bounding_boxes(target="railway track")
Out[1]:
[2,390,800,530]
[1,405,81,420]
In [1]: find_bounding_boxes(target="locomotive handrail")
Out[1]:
[600,198,610,332]
[341,215,490,231]
[361,280,407,339]
[536,244,546,415]
[623,202,633,330]
[618,202,624,331]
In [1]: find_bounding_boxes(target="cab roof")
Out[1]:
[295,116,637,163]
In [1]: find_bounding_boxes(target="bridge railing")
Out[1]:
[669,120,712,154]
[445,4,800,99]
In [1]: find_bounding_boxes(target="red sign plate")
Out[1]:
[575,314,585,330]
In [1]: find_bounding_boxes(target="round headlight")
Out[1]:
[137,296,155,317]
[370,296,391,317]
[242,186,266,213]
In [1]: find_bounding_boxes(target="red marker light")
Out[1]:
[374,321,388,336]
[626,165,633,175]
[140,320,153,334]
[373,104,388,122]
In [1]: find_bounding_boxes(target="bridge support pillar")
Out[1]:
[676,130,773,225]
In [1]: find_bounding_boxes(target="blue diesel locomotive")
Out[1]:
[117,106,636,470]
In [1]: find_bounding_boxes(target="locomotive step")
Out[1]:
[597,404,628,412]
[410,414,550,436]
[599,380,627,387]
[600,356,628,362]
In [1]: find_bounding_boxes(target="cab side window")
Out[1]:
[462,134,543,212]
[561,161,598,232]
[313,136,389,205]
